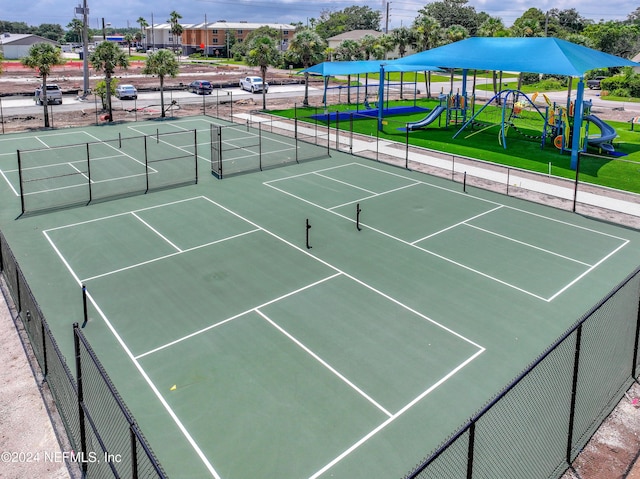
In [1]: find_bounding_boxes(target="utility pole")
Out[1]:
[385,1,390,34]
[77,0,90,98]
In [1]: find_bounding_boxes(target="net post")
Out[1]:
[306,219,312,249]
[86,143,92,204]
[259,122,263,171]
[463,171,467,193]
[294,118,299,164]
[156,128,159,143]
[73,322,89,477]
[193,129,198,184]
[82,284,88,327]
[356,203,362,231]
[17,150,26,215]
[118,132,122,149]
[144,135,150,193]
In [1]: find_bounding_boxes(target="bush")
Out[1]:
[538,79,564,90]
[521,73,540,85]
[609,88,631,97]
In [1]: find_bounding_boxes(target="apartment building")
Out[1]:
[145,21,296,56]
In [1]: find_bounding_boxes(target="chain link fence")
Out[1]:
[0,229,167,479]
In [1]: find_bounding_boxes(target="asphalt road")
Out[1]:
[1,80,638,118]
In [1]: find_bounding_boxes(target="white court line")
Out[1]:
[548,239,630,301]
[131,211,182,252]
[89,287,222,479]
[81,228,259,283]
[256,308,393,418]
[264,179,548,301]
[45,196,205,231]
[313,171,377,195]
[411,206,504,244]
[464,223,594,267]
[267,162,631,301]
[308,347,485,479]
[135,272,342,359]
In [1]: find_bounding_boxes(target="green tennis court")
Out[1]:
[1,116,639,478]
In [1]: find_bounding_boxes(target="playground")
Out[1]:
[273,95,640,195]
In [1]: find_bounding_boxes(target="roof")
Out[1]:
[393,37,640,77]
[302,60,442,76]
[0,33,58,46]
[327,30,383,42]
[153,22,296,30]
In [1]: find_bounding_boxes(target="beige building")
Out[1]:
[144,21,295,56]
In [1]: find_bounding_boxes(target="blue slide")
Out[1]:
[584,114,617,153]
[399,105,446,131]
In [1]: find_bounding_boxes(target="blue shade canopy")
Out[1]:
[301,60,442,76]
[393,37,640,76]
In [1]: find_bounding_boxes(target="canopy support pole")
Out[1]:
[570,78,585,170]
[378,65,385,131]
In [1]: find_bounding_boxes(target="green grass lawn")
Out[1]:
[271,98,640,194]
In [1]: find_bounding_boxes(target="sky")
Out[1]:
[3,0,638,31]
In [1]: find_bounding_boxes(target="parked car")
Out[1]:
[188,80,213,95]
[587,76,606,90]
[34,84,63,105]
[114,84,138,100]
[239,76,269,93]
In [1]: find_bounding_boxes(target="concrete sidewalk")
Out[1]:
[236,112,640,228]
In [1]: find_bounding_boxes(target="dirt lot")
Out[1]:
[1,62,640,478]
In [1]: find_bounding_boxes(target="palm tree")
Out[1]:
[137,17,149,49]
[90,41,129,122]
[124,33,135,55]
[167,11,183,54]
[390,26,415,99]
[333,40,364,104]
[288,29,326,106]
[246,36,281,110]
[142,49,179,117]
[412,15,442,97]
[21,43,64,127]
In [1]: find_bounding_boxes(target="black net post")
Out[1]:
[86,143,92,204]
[194,129,199,184]
[463,171,467,193]
[144,135,150,193]
[306,219,312,249]
[259,122,263,171]
[17,150,25,215]
[82,285,88,327]
[73,322,89,477]
[356,203,362,231]
[349,114,354,154]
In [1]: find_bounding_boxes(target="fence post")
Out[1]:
[466,422,476,479]
[130,427,139,479]
[73,322,89,477]
[632,295,640,381]
[144,135,149,193]
[17,150,26,216]
[566,325,583,465]
[86,143,92,204]
[572,153,581,213]
[41,319,48,378]
[405,127,409,169]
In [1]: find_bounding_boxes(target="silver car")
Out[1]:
[239,76,269,93]
[115,84,138,100]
